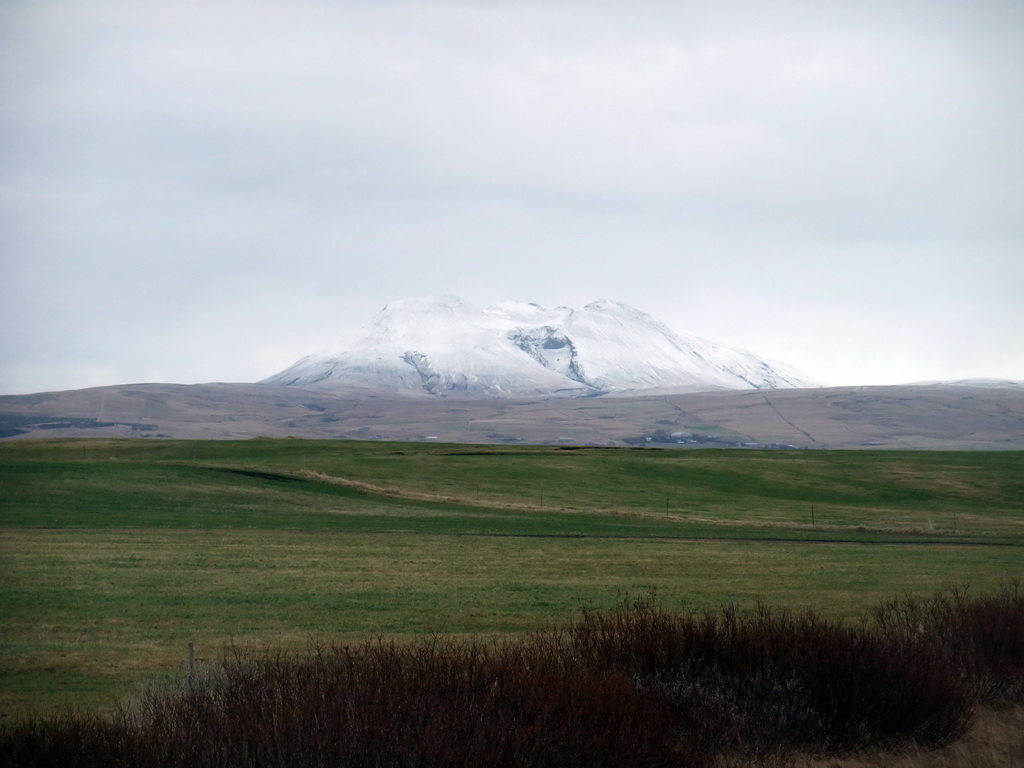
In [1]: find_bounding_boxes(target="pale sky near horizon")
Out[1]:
[2,0,1022,395]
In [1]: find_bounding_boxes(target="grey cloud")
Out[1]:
[1,0,1022,393]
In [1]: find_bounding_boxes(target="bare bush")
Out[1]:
[874,581,1024,705]
[569,596,973,758]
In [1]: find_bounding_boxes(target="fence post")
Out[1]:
[187,642,195,675]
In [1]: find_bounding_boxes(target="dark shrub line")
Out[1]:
[3,584,1021,767]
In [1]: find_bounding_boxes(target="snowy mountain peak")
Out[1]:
[262,296,818,397]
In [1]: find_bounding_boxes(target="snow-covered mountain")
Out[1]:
[261,296,818,397]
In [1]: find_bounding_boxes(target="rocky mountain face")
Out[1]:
[262,296,818,397]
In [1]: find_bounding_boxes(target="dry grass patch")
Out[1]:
[795,707,1024,768]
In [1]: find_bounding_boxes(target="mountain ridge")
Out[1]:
[3,381,1023,449]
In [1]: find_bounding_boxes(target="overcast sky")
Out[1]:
[2,0,1022,395]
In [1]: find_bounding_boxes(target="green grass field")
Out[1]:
[2,438,1022,719]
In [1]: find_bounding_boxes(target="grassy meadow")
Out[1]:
[1,438,1022,721]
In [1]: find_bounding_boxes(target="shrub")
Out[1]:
[568,596,974,755]
[0,713,135,768]
[2,637,717,768]
[874,581,1024,705]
